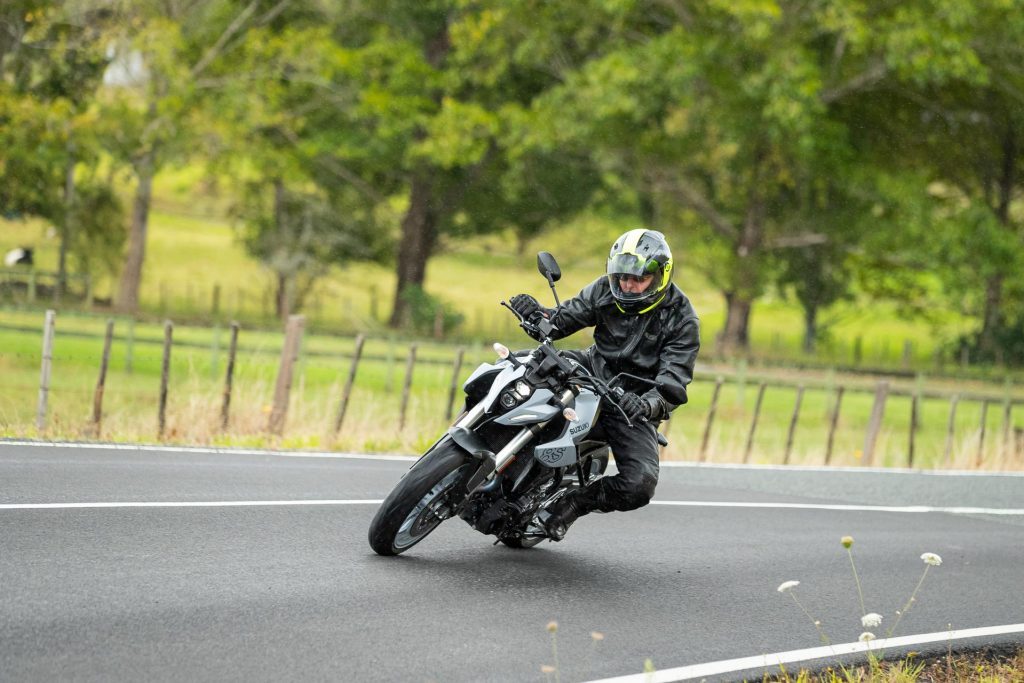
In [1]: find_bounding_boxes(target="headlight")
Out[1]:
[513,380,532,399]
[499,392,518,409]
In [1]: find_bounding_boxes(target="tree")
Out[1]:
[0,1,122,292]
[331,0,607,328]
[101,0,290,314]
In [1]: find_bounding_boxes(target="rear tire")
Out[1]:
[368,440,473,556]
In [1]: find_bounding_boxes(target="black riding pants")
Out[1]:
[563,350,661,514]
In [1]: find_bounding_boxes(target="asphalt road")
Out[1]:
[1,441,1023,682]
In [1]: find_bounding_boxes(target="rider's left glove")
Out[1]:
[620,392,651,424]
[509,293,542,320]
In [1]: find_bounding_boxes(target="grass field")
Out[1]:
[2,310,1021,469]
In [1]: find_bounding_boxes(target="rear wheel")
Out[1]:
[368,441,473,556]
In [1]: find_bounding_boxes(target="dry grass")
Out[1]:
[762,647,1024,682]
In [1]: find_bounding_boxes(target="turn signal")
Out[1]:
[493,342,511,359]
[562,407,579,422]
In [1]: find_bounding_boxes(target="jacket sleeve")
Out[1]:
[642,316,700,420]
[545,281,602,340]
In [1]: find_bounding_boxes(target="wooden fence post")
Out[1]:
[212,283,221,316]
[268,315,305,436]
[124,318,135,374]
[824,386,845,465]
[908,393,919,468]
[743,383,767,464]
[158,320,173,440]
[976,400,989,468]
[35,310,56,432]
[433,308,445,340]
[783,385,805,465]
[399,344,418,431]
[445,347,466,421]
[91,319,115,437]
[1002,401,1013,460]
[333,334,366,437]
[943,395,960,465]
[220,322,240,432]
[385,336,396,393]
[700,377,724,462]
[863,381,889,466]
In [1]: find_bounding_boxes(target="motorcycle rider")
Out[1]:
[509,229,700,541]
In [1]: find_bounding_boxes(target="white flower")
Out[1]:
[777,580,800,593]
[861,613,883,628]
[921,552,942,566]
[859,632,876,642]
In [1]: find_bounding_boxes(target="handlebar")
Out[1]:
[499,299,662,428]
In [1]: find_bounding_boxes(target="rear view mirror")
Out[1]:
[536,252,561,283]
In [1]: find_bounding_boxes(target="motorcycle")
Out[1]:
[368,251,667,556]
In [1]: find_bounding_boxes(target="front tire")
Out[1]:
[368,441,473,556]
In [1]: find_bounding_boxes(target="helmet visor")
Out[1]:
[607,253,656,278]
[608,254,659,301]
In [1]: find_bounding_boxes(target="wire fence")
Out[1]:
[2,309,1022,469]
[2,271,1016,380]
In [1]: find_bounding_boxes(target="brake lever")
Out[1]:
[500,300,544,337]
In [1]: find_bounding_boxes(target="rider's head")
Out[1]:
[607,229,673,314]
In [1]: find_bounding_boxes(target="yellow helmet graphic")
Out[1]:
[606,229,673,314]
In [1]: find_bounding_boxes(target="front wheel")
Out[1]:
[368,441,474,556]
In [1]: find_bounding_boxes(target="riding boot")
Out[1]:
[537,490,588,541]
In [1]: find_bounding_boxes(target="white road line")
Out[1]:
[650,501,1024,515]
[1,499,1020,514]
[584,623,1024,683]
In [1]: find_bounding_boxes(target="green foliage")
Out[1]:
[67,181,126,278]
[5,0,1024,362]
[398,285,465,336]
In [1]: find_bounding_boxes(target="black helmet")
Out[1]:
[606,229,674,314]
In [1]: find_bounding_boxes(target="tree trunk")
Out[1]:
[720,290,753,353]
[802,304,818,354]
[717,171,765,354]
[58,149,75,299]
[389,173,438,328]
[272,180,292,321]
[117,149,154,314]
[978,124,1016,357]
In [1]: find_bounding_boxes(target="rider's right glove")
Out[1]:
[509,293,543,320]
[619,391,651,424]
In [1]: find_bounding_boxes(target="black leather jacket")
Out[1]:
[542,277,700,421]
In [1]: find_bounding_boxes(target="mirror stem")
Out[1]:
[547,276,561,308]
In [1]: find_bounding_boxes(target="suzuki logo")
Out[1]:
[569,422,591,436]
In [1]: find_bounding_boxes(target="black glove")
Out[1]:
[509,293,542,320]
[619,391,650,424]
